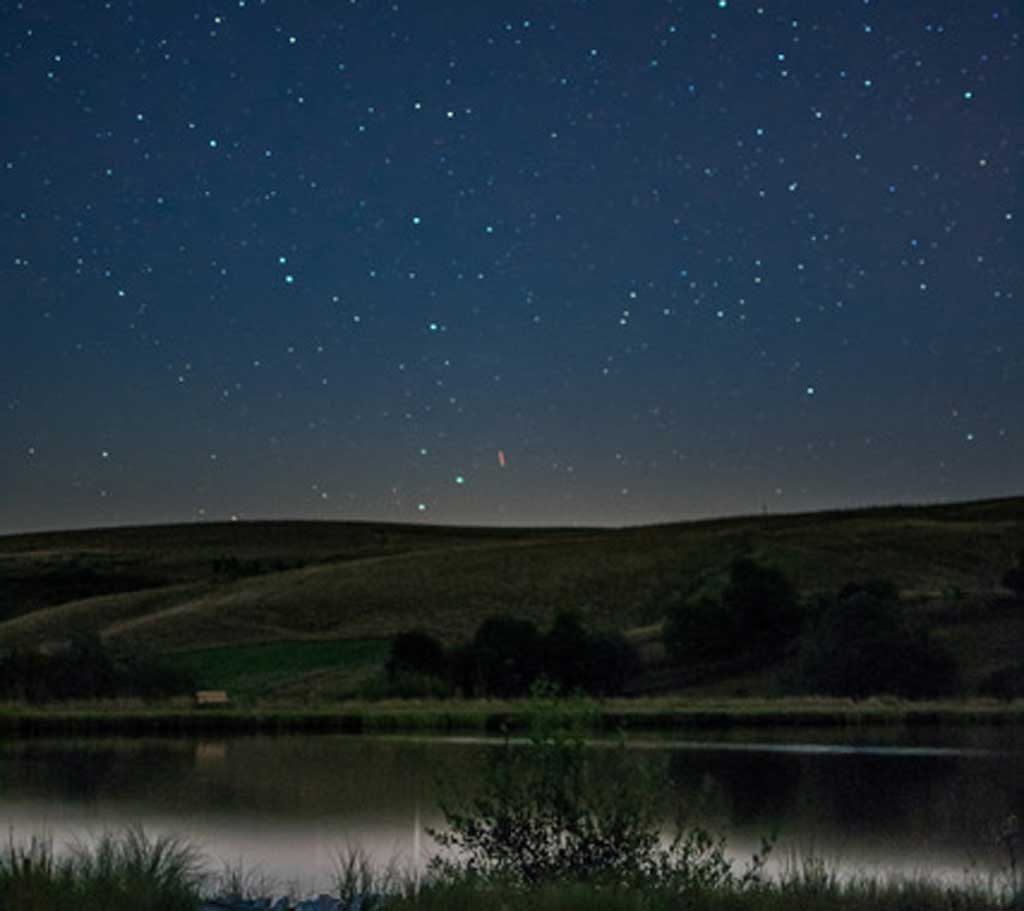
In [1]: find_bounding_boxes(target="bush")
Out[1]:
[429,686,770,890]
[797,583,960,699]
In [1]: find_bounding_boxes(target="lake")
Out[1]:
[1,726,1020,894]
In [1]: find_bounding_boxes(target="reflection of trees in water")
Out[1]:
[803,755,944,830]
[934,762,1024,864]
[665,751,802,827]
[660,748,1016,851]
[3,740,195,802]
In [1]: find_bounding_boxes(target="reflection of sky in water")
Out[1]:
[1,732,1019,893]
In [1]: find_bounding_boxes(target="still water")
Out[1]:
[1,726,1020,892]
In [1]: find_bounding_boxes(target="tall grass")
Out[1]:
[0,828,205,911]
[0,830,1018,911]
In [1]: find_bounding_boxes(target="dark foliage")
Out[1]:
[1003,566,1024,597]
[0,633,195,703]
[387,629,448,681]
[402,612,638,699]
[470,615,545,697]
[541,611,637,696]
[976,663,1024,700]
[664,559,802,667]
[723,558,803,656]
[797,583,960,699]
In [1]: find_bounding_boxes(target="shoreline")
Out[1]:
[0,696,1021,736]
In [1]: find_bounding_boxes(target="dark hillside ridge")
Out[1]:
[0,495,1021,699]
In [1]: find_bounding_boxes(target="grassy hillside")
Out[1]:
[1,497,1021,700]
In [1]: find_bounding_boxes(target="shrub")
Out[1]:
[429,686,770,890]
[797,583,960,699]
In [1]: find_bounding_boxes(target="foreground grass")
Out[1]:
[1,833,1017,911]
[0,829,203,911]
[392,875,1014,911]
[0,695,1021,736]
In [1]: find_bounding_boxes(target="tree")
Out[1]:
[387,629,447,681]
[1003,567,1024,598]
[471,615,543,697]
[722,558,802,656]
[542,610,592,693]
[798,583,959,699]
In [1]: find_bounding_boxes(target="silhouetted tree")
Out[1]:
[387,629,447,681]
[542,610,592,692]
[1003,567,1024,598]
[472,615,543,697]
[798,582,959,699]
[722,558,802,656]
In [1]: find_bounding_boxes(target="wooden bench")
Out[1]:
[195,690,230,707]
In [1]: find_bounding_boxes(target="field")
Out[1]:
[0,496,1022,702]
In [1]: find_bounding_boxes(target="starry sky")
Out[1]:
[2,0,1021,534]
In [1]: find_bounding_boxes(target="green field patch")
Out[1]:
[165,638,389,700]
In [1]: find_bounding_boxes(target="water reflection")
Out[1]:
[0,728,1019,892]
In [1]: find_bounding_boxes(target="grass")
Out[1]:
[1,494,1022,699]
[163,638,391,700]
[1,832,1018,911]
[0,695,1020,737]
[0,828,204,911]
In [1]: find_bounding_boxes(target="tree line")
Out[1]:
[387,611,638,698]
[0,633,194,702]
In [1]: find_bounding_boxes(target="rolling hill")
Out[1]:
[1,496,1021,700]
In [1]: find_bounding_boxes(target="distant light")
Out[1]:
[806,386,816,396]
[454,475,466,485]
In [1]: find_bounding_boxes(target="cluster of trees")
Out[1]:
[664,560,962,699]
[663,558,802,665]
[388,611,638,698]
[796,579,959,699]
[0,634,195,702]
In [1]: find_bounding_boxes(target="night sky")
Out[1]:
[2,1,1021,534]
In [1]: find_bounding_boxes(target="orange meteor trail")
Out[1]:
[498,449,506,468]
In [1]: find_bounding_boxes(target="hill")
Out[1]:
[0,497,1022,700]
